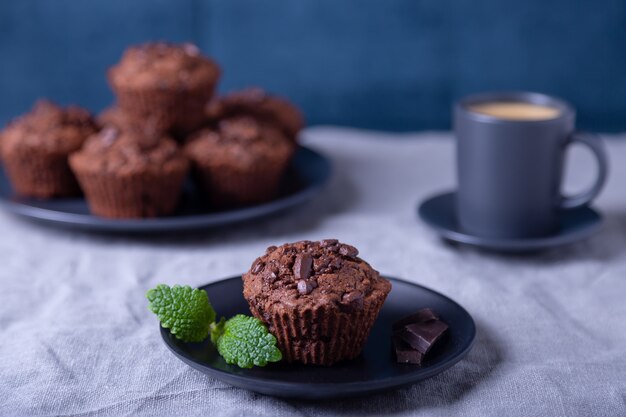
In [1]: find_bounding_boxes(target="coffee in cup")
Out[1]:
[467,101,561,121]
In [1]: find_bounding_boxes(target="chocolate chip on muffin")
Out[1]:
[243,240,392,366]
[108,42,221,135]
[69,127,189,218]
[184,116,295,207]
[0,100,97,198]
[206,88,304,142]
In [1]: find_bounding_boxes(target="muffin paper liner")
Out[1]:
[70,163,188,218]
[192,157,292,208]
[249,292,389,366]
[2,148,81,198]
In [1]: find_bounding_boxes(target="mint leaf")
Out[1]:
[216,314,282,368]
[146,284,216,343]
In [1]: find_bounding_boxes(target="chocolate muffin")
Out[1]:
[206,88,304,141]
[98,105,163,136]
[97,106,134,131]
[184,116,294,207]
[108,42,220,135]
[0,100,97,198]
[69,127,189,218]
[243,240,392,366]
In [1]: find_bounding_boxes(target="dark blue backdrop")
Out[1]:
[1,1,625,131]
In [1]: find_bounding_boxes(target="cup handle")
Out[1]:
[559,132,608,209]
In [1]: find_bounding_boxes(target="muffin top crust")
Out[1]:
[1,100,97,155]
[108,42,221,90]
[97,106,133,130]
[206,88,304,140]
[70,127,188,176]
[184,116,293,169]
[243,240,392,313]
[97,105,167,135]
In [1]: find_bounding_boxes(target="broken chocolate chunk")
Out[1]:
[251,258,265,274]
[265,271,278,283]
[392,308,448,364]
[393,334,423,365]
[392,308,439,332]
[399,320,448,354]
[293,253,313,280]
[297,279,313,295]
[325,244,339,253]
[339,244,359,258]
[314,256,331,272]
[342,290,363,303]
[329,257,343,270]
[320,239,339,247]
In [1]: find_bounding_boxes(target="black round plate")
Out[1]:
[160,276,476,399]
[0,146,331,233]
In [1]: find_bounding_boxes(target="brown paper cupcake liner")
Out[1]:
[252,294,388,366]
[2,148,80,198]
[113,84,217,135]
[71,166,188,218]
[193,158,291,207]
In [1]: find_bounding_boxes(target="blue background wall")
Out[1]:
[1,0,625,131]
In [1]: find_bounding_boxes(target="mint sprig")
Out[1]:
[213,315,282,368]
[146,284,281,368]
[146,284,216,343]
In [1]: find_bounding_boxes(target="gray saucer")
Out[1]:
[418,191,602,252]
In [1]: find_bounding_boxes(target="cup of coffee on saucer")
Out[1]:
[419,91,608,252]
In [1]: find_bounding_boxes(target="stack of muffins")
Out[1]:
[0,42,304,218]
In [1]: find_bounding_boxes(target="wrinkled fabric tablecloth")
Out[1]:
[1,127,625,417]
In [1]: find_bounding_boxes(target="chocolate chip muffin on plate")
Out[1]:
[69,127,189,218]
[0,100,97,198]
[184,116,294,207]
[206,88,304,142]
[243,240,392,366]
[108,42,220,135]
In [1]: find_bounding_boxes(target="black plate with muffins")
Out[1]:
[0,42,331,232]
[0,146,330,232]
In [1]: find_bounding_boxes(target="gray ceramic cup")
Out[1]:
[455,91,608,238]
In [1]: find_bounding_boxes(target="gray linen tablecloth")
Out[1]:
[1,128,625,417]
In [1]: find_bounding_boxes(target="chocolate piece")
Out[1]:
[314,256,331,272]
[393,334,423,365]
[297,279,313,295]
[399,320,448,354]
[251,258,265,274]
[342,290,363,303]
[320,239,339,247]
[392,308,439,332]
[329,257,343,270]
[293,253,313,280]
[339,244,359,258]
